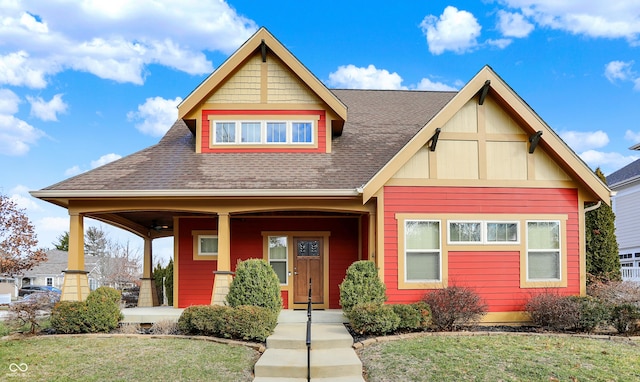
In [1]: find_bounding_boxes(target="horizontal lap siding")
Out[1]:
[178,218,217,308]
[384,186,580,312]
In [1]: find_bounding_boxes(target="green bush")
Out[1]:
[339,261,387,314]
[222,305,278,342]
[568,296,610,333]
[226,259,282,313]
[84,287,123,333]
[610,304,640,335]
[51,301,89,334]
[423,286,487,331]
[178,305,230,336]
[391,302,432,331]
[347,303,400,335]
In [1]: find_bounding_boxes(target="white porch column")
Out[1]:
[137,237,159,307]
[211,212,233,305]
[60,212,90,301]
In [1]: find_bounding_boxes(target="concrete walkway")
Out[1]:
[254,310,364,382]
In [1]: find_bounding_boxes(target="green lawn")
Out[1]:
[0,336,259,381]
[358,334,640,381]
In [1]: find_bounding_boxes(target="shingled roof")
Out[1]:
[607,157,640,188]
[40,89,456,193]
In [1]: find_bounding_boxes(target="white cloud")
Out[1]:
[414,78,458,91]
[127,96,182,136]
[624,130,640,143]
[420,6,482,55]
[579,150,639,174]
[64,165,82,177]
[560,130,609,152]
[9,184,41,211]
[0,114,46,156]
[0,1,257,87]
[604,60,635,82]
[37,216,69,232]
[0,88,20,114]
[486,38,513,49]
[327,64,405,90]
[27,93,68,121]
[497,10,534,38]
[501,0,640,44]
[91,153,122,168]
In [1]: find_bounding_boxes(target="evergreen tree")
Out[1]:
[585,168,621,282]
[53,231,69,251]
[153,259,173,306]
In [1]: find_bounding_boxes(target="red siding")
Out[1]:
[384,186,580,312]
[201,110,327,153]
[177,216,360,308]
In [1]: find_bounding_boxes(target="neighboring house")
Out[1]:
[19,249,101,292]
[31,28,611,323]
[607,145,640,282]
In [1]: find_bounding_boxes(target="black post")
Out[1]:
[306,278,312,382]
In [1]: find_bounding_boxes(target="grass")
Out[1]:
[0,336,258,381]
[358,334,640,381]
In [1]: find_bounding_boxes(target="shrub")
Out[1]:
[178,305,212,334]
[221,305,278,342]
[226,259,282,313]
[339,261,387,314]
[423,286,487,331]
[347,303,400,335]
[525,292,579,331]
[568,296,610,333]
[150,320,178,335]
[51,301,89,334]
[8,292,59,334]
[610,304,640,335]
[84,287,123,333]
[588,280,640,306]
[392,303,428,331]
[191,305,231,336]
[412,301,432,328]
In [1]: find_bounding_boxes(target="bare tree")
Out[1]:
[103,240,141,289]
[0,194,47,277]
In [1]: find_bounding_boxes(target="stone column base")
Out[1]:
[60,270,90,302]
[211,271,234,306]
[137,278,159,307]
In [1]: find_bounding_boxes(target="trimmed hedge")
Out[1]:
[339,261,386,314]
[178,304,277,342]
[610,304,640,335]
[226,259,282,314]
[51,287,123,334]
[50,301,89,334]
[347,303,399,335]
[392,302,432,331]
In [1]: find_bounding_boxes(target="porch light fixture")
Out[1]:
[429,128,442,152]
[151,221,172,231]
[529,130,543,154]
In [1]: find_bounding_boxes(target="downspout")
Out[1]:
[584,201,601,213]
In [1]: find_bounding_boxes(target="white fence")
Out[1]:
[621,267,640,282]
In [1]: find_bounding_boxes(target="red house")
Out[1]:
[32,28,611,323]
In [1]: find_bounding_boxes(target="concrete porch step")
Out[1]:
[267,323,354,349]
[254,347,363,379]
[254,377,365,382]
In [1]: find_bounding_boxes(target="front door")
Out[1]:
[293,237,323,305]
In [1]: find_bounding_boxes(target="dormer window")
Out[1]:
[212,120,314,145]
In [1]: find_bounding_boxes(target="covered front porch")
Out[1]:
[49,196,376,309]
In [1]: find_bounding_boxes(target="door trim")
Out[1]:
[262,231,330,309]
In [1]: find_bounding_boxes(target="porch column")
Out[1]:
[137,237,159,307]
[211,212,233,305]
[60,212,90,301]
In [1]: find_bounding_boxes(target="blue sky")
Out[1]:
[2,1,640,263]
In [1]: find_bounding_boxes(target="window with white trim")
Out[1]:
[486,222,519,243]
[198,235,219,257]
[405,220,441,282]
[447,221,519,244]
[527,221,561,280]
[46,277,53,287]
[448,221,481,243]
[268,236,288,285]
[213,120,314,145]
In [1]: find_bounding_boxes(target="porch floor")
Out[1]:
[121,307,346,324]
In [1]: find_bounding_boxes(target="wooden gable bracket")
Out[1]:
[478,80,491,105]
[529,130,543,153]
[261,39,267,62]
[428,128,442,151]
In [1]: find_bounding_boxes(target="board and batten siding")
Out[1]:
[383,186,580,313]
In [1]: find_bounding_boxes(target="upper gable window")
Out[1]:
[213,120,314,145]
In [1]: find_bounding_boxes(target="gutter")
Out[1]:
[30,188,362,199]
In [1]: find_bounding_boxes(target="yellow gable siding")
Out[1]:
[389,96,571,185]
[267,55,320,104]
[208,54,262,104]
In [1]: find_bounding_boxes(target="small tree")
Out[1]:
[226,259,282,313]
[339,260,386,314]
[0,194,47,277]
[154,259,174,306]
[586,168,621,282]
[53,231,69,251]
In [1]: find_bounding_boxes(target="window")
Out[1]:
[268,236,288,285]
[405,220,441,282]
[486,222,519,243]
[448,221,481,243]
[212,120,314,145]
[46,277,53,286]
[527,221,560,280]
[192,231,219,260]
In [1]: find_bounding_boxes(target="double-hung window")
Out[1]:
[405,220,441,282]
[526,221,561,280]
[268,236,288,285]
